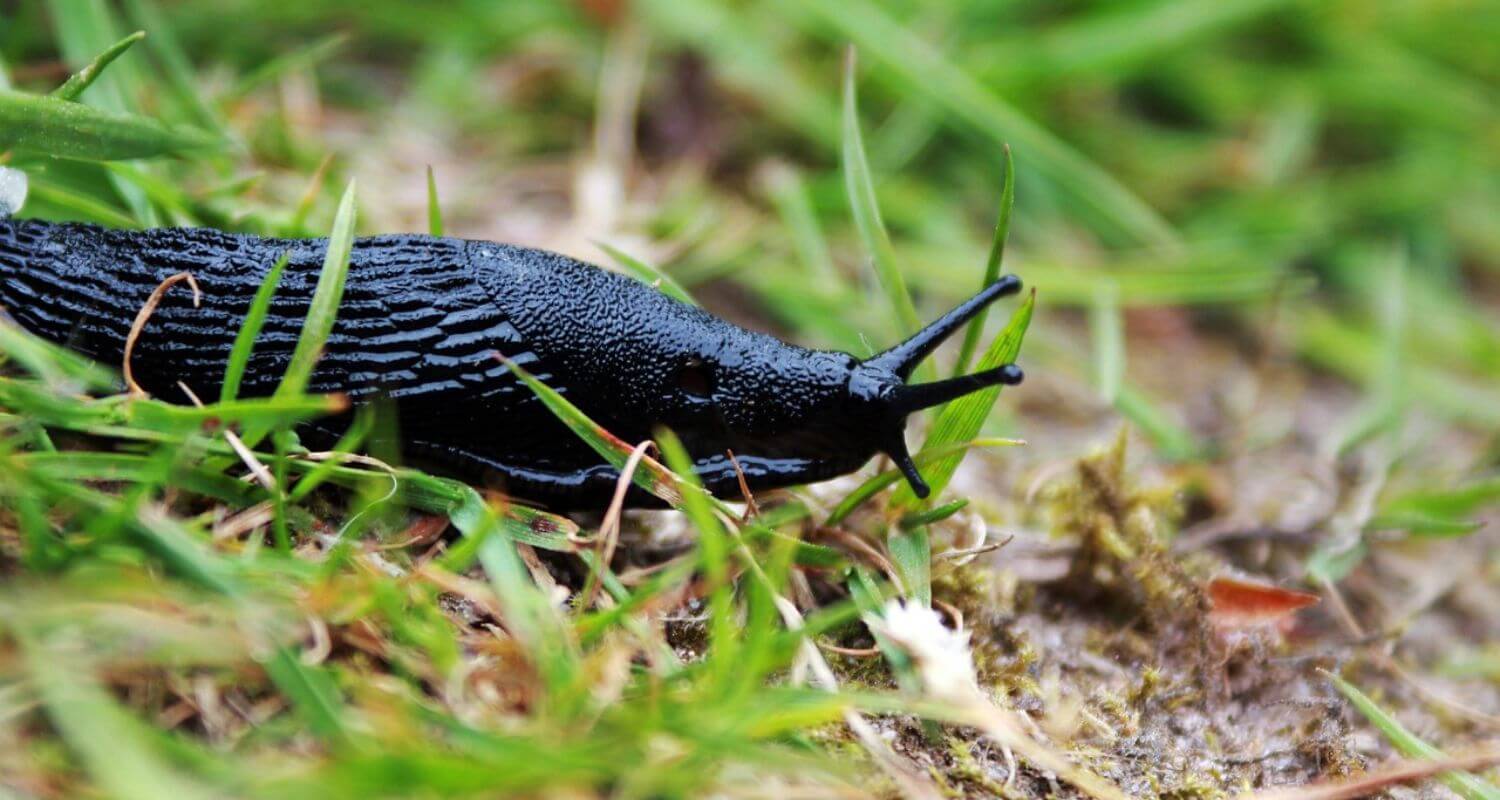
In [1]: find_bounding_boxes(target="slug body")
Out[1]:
[0,218,1023,509]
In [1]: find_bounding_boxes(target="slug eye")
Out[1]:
[676,357,716,401]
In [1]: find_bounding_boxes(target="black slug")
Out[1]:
[0,218,1023,509]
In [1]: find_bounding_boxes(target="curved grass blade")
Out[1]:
[426,165,443,237]
[498,355,684,506]
[0,89,217,161]
[802,0,1180,249]
[221,251,289,402]
[952,146,1014,377]
[276,180,356,399]
[51,30,145,102]
[597,241,697,306]
[826,437,1023,525]
[120,0,223,132]
[842,50,921,345]
[1325,670,1500,800]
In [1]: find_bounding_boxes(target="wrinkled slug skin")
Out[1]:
[0,219,879,509]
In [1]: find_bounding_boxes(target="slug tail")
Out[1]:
[866,274,1021,379]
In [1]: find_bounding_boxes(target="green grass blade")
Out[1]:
[448,488,581,704]
[48,0,159,224]
[656,429,739,679]
[1090,282,1124,404]
[0,89,217,160]
[1114,384,1200,460]
[826,438,1023,525]
[1365,511,1484,538]
[50,30,145,102]
[261,647,351,746]
[952,146,1015,377]
[22,177,139,227]
[900,498,967,530]
[224,32,349,102]
[1325,670,1500,800]
[277,177,355,396]
[1380,476,1500,520]
[500,355,684,505]
[119,0,223,132]
[759,161,840,288]
[842,50,921,343]
[426,165,443,237]
[0,319,119,392]
[276,180,356,398]
[125,394,346,435]
[887,528,930,606]
[799,0,1180,248]
[220,251,290,403]
[21,634,215,800]
[238,180,353,448]
[597,241,697,306]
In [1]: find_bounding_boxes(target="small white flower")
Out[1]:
[866,598,978,702]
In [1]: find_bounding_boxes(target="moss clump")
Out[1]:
[1046,428,1205,629]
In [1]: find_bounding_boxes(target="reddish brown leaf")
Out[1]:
[1207,575,1320,629]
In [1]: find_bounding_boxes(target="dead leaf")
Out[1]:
[1207,575,1320,630]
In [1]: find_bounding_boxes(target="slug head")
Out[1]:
[652,274,1025,499]
[842,274,1025,497]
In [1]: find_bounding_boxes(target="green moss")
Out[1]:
[1046,428,1204,629]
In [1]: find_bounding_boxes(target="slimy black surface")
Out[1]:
[0,219,1023,509]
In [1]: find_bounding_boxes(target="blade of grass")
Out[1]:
[1325,670,1500,800]
[1379,477,1500,520]
[22,177,140,227]
[449,488,581,704]
[20,632,215,800]
[795,0,1180,248]
[48,0,158,224]
[242,181,355,447]
[826,437,1023,525]
[656,429,740,682]
[499,355,684,506]
[1114,384,1201,460]
[220,251,289,403]
[277,180,356,398]
[119,0,223,132]
[50,30,145,102]
[0,320,119,392]
[426,165,443,237]
[1090,281,1124,404]
[952,146,1014,376]
[0,89,217,160]
[899,498,967,530]
[260,648,351,746]
[842,49,922,353]
[596,241,697,306]
[224,32,349,102]
[759,161,841,289]
[886,528,930,606]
